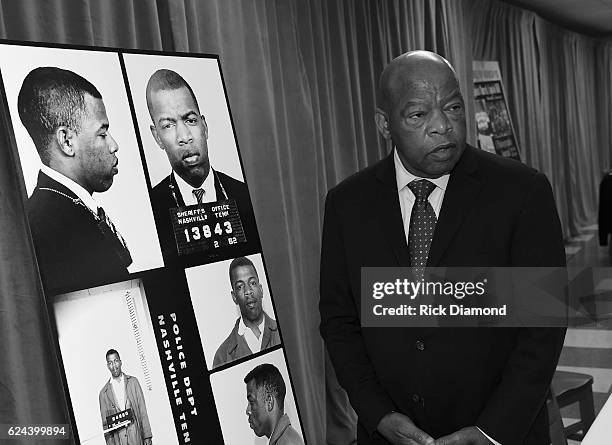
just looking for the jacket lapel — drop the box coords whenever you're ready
[212,169,229,201]
[261,314,272,347]
[124,375,132,409]
[37,171,79,199]
[170,173,187,207]
[427,146,484,266]
[104,381,118,410]
[374,154,410,266]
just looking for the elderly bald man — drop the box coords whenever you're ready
[319,51,566,445]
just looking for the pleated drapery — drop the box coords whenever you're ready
[0,1,611,444]
[470,0,608,238]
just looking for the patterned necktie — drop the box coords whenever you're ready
[193,188,205,204]
[407,179,437,280]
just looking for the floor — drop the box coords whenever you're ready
[561,225,612,443]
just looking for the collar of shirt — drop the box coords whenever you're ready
[237,315,265,336]
[393,148,449,237]
[268,414,292,445]
[237,315,265,353]
[173,167,217,206]
[40,164,98,213]
[110,373,124,387]
[393,148,449,194]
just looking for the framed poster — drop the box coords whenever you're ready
[0,40,306,445]
[473,61,521,161]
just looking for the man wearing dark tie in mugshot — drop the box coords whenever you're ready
[145,69,260,263]
[245,364,304,445]
[213,256,280,368]
[99,349,152,445]
[18,67,131,294]
[319,51,566,444]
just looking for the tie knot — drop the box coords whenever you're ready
[407,179,436,201]
[97,206,106,220]
[193,188,205,204]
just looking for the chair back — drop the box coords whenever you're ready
[547,386,568,445]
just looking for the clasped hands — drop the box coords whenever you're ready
[377,412,493,445]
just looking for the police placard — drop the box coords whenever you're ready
[106,408,134,429]
[170,199,246,255]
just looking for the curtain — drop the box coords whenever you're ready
[470,0,608,237]
[595,40,612,175]
[0,72,70,445]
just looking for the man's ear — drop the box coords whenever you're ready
[265,393,275,412]
[150,124,163,149]
[374,108,391,140]
[55,126,75,156]
[201,115,208,140]
[231,290,237,305]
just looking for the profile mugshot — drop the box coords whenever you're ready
[213,256,281,368]
[99,349,152,445]
[320,51,566,444]
[18,67,131,293]
[244,364,304,445]
[145,69,260,263]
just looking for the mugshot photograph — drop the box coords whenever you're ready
[185,254,280,370]
[0,45,163,295]
[51,279,178,445]
[99,349,153,445]
[122,54,261,268]
[209,349,304,445]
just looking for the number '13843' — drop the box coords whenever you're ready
[184,221,232,242]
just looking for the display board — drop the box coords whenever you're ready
[473,61,521,161]
[0,41,306,445]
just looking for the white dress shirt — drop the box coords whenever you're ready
[174,167,217,205]
[40,164,98,213]
[110,373,126,410]
[393,149,449,244]
[238,316,265,354]
[393,149,501,445]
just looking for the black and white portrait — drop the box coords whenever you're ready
[185,253,279,370]
[51,279,177,445]
[0,44,163,294]
[210,349,304,445]
[122,54,260,264]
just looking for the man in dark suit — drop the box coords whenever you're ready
[18,67,131,294]
[319,51,566,444]
[598,171,612,246]
[146,69,260,265]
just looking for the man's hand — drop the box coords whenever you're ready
[435,427,492,445]
[143,438,152,445]
[377,412,435,445]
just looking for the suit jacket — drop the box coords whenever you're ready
[213,311,281,368]
[27,171,130,295]
[598,173,612,245]
[99,374,152,445]
[269,414,305,445]
[319,146,566,444]
[150,170,260,267]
